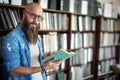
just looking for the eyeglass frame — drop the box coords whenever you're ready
[25,10,44,22]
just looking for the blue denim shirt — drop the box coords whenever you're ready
[1,24,47,80]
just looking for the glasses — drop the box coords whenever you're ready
[25,10,43,22]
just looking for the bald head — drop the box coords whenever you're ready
[25,3,42,11]
[21,3,43,25]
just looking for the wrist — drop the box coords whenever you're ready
[41,65,45,72]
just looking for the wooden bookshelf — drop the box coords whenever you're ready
[0,1,120,80]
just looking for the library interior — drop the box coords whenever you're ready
[0,0,120,80]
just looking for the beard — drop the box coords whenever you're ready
[22,16,40,44]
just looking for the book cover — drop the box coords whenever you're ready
[56,72,66,80]
[42,49,76,63]
[81,0,88,15]
[62,0,75,12]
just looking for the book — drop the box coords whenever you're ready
[38,0,48,9]
[2,8,13,29]
[56,72,66,80]
[42,49,76,63]
[88,0,97,15]
[0,8,8,29]
[62,0,75,12]
[81,0,88,15]
[11,0,22,5]
[48,0,59,10]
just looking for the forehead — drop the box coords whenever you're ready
[26,4,43,16]
[31,9,42,16]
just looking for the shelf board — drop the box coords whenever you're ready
[0,29,68,35]
[71,12,98,18]
[72,30,95,33]
[0,29,11,36]
[83,75,94,80]
[46,68,68,76]
[38,29,68,33]
[0,3,25,8]
[98,71,114,79]
[101,30,120,33]
[71,46,94,50]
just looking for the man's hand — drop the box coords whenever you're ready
[43,52,54,59]
[43,58,63,70]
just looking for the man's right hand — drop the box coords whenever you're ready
[43,58,63,70]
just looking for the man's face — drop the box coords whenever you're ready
[22,11,41,44]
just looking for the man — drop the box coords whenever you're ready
[1,3,63,80]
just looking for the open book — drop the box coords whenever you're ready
[42,49,76,63]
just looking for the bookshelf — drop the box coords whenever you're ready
[69,13,97,80]
[0,0,120,80]
[97,17,120,80]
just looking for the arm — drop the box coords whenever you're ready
[10,66,42,76]
[10,59,63,77]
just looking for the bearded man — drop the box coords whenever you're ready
[1,3,63,80]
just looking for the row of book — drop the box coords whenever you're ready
[70,48,93,65]
[97,1,117,18]
[40,33,67,53]
[1,0,118,18]
[70,63,92,78]
[0,0,34,5]
[47,63,92,79]
[47,72,67,80]
[71,15,96,31]
[101,18,119,31]
[98,45,117,75]
[40,12,68,30]
[70,48,93,77]
[41,13,97,31]
[0,0,98,15]
[100,32,120,46]
[0,8,20,29]
[98,59,116,75]
[39,0,98,15]
[99,47,116,61]
[70,66,83,80]
[0,7,68,30]
[71,32,94,49]
[0,5,118,32]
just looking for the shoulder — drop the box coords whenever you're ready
[2,31,18,47]
[5,29,18,41]
[5,25,23,41]
[3,26,22,46]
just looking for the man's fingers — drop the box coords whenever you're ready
[55,59,63,64]
[50,58,56,62]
